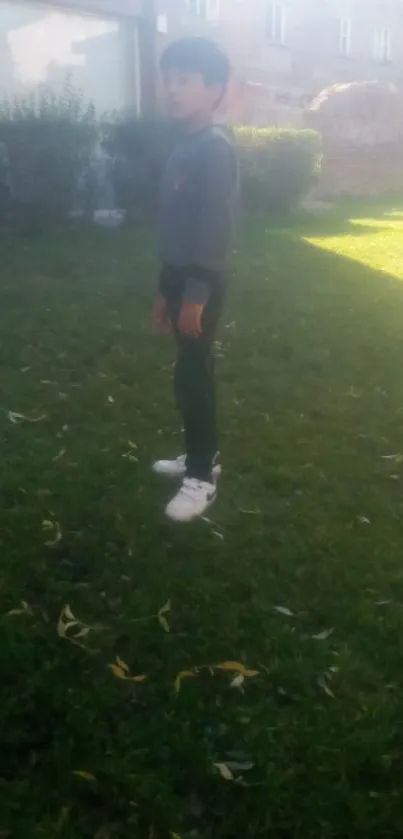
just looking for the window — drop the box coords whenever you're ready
[157,14,168,34]
[186,0,219,20]
[267,4,286,45]
[0,1,139,114]
[374,28,391,62]
[206,0,220,20]
[338,17,352,56]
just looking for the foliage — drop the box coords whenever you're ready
[235,126,322,213]
[101,117,177,219]
[0,89,322,230]
[0,81,97,231]
[104,121,322,218]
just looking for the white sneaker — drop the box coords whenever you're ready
[153,454,221,479]
[165,478,217,522]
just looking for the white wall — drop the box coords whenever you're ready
[36,0,142,18]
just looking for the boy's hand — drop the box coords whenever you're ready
[153,296,170,334]
[178,302,204,338]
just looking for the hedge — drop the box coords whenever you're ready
[0,91,322,231]
[0,85,97,232]
[104,122,322,218]
[235,126,322,213]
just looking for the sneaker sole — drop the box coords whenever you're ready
[153,464,222,479]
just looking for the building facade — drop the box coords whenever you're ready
[1,1,402,125]
[0,0,155,116]
[156,0,403,125]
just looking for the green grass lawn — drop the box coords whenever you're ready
[2,201,403,839]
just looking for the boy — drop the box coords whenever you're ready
[153,37,239,523]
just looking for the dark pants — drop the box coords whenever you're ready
[160,267,226,482]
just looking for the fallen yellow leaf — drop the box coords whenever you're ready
[109,661,147,683]
[215,661,259,678]
[109,663,127,680]
[72,771,96,782]
[116,656,130,673]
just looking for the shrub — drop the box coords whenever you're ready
[101,117,177,220]
[0,81,97,232]
[0,100,322,232]
[104,122,322,219]
[235,127,322,214]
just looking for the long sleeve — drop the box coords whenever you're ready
[184,137,238,305]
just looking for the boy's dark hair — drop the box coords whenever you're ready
[160,37,231,88]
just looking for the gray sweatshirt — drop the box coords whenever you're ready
[158,125,239,304]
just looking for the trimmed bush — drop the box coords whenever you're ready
[105,122,322,219]
[0,98,322,231]
[235,127,322,213]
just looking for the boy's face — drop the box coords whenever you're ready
[162,69,222,122]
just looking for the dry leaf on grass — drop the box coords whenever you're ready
[42,519,62,547]
[72,771,96,782]
[215,661,259,678]
[213,762,234,781]
[312,628,334,641]
[7,410,47,424]
[158,599,171,633]
[230,673,245,689]
[116,656,130,673]
[273,606,294,616]
[381,453,403,463]
[6,600,32,617]
[317,675,335,698]
[57,604,95,649]
[108,658,147,683]
[175,660,259,692]
[225,760,254,772]
[109,663,128,680]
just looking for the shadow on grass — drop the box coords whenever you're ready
[261,196,403,238]
[233,211,403,408]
